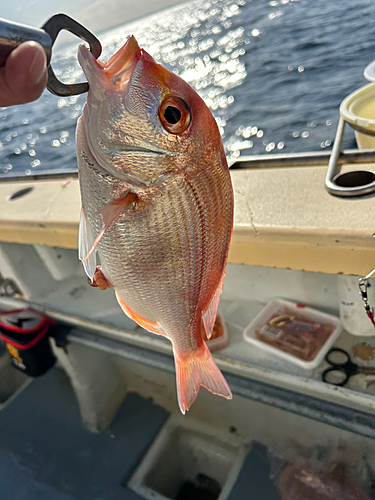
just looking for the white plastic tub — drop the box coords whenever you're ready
[243,299,342,370]
[364,60,375,82]
[204,315,229,352]
[340,83,375,149]
[128,416,248,500]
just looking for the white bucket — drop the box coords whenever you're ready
[340,83,375,149]
[364,60,375,82]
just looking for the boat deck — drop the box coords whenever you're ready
[1,155,375,498]
[0,365,282,500]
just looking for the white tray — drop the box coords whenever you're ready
[243,299,342,369]
[205,314,229,352]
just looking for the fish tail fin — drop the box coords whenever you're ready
[174,343,232,414]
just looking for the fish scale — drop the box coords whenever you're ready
[82,157,230,350]
[107,175,224,348]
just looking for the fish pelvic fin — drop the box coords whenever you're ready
[175,343,232,414]
[79,207,96,281]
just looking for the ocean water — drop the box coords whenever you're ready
[0,0,374,176]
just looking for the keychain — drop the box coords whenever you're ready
[359,269,375,328]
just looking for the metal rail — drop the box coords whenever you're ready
[2,295,375,438]
[0,168,78,182]
[66,327,375,440]
[230,148,375,169]
[1,148,375,183]
[325,118,375,197]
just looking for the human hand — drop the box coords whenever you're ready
[0,41,47,107]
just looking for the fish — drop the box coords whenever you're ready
[76,35,234,413]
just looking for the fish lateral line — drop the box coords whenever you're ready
[82,191,138,263]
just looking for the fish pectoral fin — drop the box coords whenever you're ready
[202,272,225,340]
[175,343,232,414]
[82,191,137,264]
[115,292,167,337]
[79,207,97,281]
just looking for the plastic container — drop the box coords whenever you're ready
[364,60,375,82]
[202,315,229,352]
[340,83,375,149]
[243,300,341,369]
[0,308,56,377]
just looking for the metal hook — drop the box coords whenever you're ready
[325,116,375,197]
[358,268,375,328]
[0,14,101,97]
[41,14,102,96]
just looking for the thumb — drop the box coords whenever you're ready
[0,41,48,107]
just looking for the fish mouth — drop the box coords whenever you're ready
[103,35,141,87]
[78,35,142,91]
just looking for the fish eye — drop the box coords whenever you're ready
[159,96,191,134]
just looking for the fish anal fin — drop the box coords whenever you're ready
[202,273,225,340]
[175,343,232,414]
[115,292,167,337]
[79,207,96,281]
[82,191,137,264]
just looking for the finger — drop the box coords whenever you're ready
[0,41,48,107]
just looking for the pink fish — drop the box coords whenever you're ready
[76,36,234,413]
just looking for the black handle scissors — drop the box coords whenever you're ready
[322,347,375,387]
[0,14,102,96]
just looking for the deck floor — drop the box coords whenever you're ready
[0,366,281,500]
[0,368,169,500]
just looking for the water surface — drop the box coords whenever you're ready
[1,0,374,175]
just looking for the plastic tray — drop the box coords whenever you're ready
[243,299,342,369]
[205,315,229,352]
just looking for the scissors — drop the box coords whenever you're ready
[322,347,375,387]
[0,14,102,96]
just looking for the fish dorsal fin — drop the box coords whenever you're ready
[115,292,167,337]
[82,192,137,263]
[202,272,225,340]
[79,207,97,281]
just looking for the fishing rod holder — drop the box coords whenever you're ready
[325,83,375,197]
[325,117,375,197]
